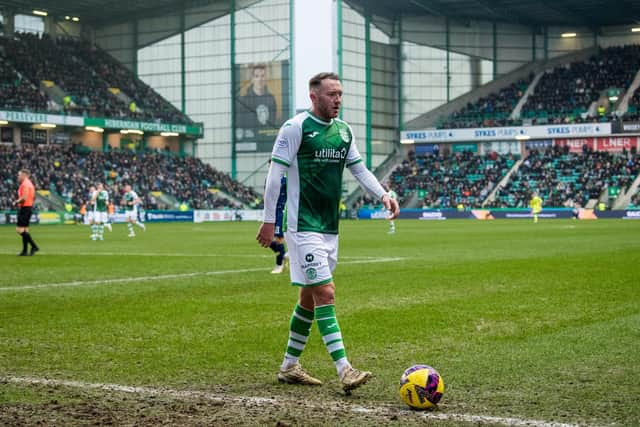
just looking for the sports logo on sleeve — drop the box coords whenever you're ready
[339,128,351,143]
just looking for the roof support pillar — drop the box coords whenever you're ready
[446,17,450,102]
[492,22,497,79]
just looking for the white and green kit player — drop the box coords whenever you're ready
[386,185,398,234]
[91,183,109,241]
[122,184,146,237]
[256,72,399,393]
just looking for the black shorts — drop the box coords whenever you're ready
[17,207,33,227]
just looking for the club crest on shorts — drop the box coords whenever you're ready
[305,268,317,280]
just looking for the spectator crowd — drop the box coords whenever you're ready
[439,77,533,129]
[0,33,191,124]
[522,45,640,125]
[0,144,261,211]
[365,145,640,210]
[387,149,517,209]
[436,44,640,129]
[487,145,640,208]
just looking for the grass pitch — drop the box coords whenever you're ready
[1,219,639,426]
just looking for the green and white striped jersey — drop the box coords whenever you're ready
[271,110,362,234]
[95,190,109,212]
[123,191,139,211]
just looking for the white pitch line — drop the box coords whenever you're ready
[0,251,273,258]
[0,257,406,292]
[0,267,267,291]
[2,375,585,427]
[0,251,398,259]
[422,412,584,427]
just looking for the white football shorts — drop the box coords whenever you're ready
[125,209,138,221]
[93,211,109,224]
[285,231,338,287]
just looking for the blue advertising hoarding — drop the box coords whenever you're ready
[144,210,194,222]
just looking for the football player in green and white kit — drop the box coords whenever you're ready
[91,182,109,241]
[87,185,97,237]
[385,183,398,234]
[256,72,399,393]
[122,184,146,237]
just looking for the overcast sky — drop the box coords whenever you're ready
[294,0,333,110]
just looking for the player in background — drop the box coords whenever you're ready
[86,185,96,237]
[385,184,398,234]
[122,184,146,237]
[256,72,400,392]
[572,201,580,220]
[137,200,146,228]
[529,191,543,223]
[91,182,109,240]
[269,174,288,274]
[13,169,39,256]
[105,201,114,232]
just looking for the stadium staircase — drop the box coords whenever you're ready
[616,68,640,114]
[208,188,247,208]
[153,192,180,210]
[110,88,133,106]
[585,198,599,209]
[510,72,544,120]
[587,91,611,117]
[403,190,422,208]
[35,190,67,211]
[39,80,66,107]
[482,158,523,207]
[612,173,640,209]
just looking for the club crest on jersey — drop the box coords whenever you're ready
[339,128,351,143]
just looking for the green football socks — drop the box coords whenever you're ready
[281,304,314,370]
[316,304,350,375]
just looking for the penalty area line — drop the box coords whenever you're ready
[2,375,584,427]
[0,257,407,292]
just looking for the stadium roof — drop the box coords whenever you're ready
[0,0,637,28]
[0,0,223,26]
[347,0,640,28]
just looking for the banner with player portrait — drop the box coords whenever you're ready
[234,60,290,153]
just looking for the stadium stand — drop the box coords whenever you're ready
[0,49,49,112]
[439,76,533,129]
[629,189,640,208]
[433,45,640,129]
[0,144,261,211]
[488,146,640,208]
[80,39,192,124]
[387,149,518,208]
[520,45,640,125]
[624,88,640,120]
[0,33,191,124]
[378,145,640,210]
